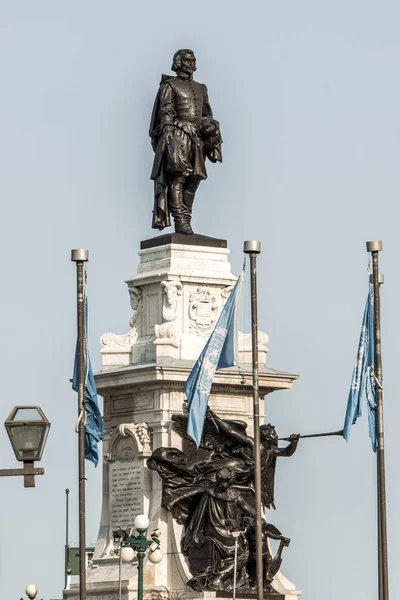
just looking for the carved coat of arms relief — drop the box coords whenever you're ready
[188,286,219,335]
[188,284,236,336]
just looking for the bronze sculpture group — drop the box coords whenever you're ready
[148,408,299,592]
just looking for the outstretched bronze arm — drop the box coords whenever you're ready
[274,434,300,457]
[206,408,254,449]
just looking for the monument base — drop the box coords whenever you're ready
[65,584,297,600]
[216,593,284,599]
[63,237,301,600]
[203,590,298,600]
[140,233,228,250]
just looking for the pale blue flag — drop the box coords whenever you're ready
[343,284,377,451]
[72,286,104,466]
[186,273,243,446]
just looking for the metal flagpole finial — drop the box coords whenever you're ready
[243,240,261,254]
[71,249,89,262]
[366,240,383,252]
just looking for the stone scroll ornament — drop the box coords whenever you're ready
[147,408,300,593]
[100,287,142,351]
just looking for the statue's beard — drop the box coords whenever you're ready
[181,66,196,75]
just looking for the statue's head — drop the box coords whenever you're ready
[216,467,236,490]
[260,423,278,444]
[172,49,197,76]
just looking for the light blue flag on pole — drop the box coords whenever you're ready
[186,273,243,447]
[343,284,377,451]
[72,286,104,466]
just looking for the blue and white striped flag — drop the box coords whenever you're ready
[72,278,104,466]
[186,273,243,447]
[343,284,377,451]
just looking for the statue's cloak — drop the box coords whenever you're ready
[149,75,173,230]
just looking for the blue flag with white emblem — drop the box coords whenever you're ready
[72,283,104,466]
[343,284,377,451]
[186,273,243,447]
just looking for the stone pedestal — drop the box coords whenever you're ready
[64,235,301,600]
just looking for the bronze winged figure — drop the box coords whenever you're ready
[147,407,299,591]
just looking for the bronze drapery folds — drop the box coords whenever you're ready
[147,409,299,593]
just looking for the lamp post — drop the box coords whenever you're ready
[20,584,42,600]
[20,583,62,600]
[112,530,135,600]
[113,515,163,600]
[0,406,50,487]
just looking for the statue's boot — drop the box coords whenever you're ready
[175,220,193,235]
[182,178,200,235]
[170,176,193,235]
[181,213,194,235]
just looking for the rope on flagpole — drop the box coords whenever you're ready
[75,410,85,433]
[235,262,247,384]
[370,366,383,390]
[83,267,89,398]
[75,268,89,433]
[82,268,88,426]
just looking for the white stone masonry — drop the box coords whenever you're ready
[64,237,301,600]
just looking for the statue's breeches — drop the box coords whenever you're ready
[162,127,207,180]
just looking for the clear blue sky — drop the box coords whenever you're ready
[0,1,399,598]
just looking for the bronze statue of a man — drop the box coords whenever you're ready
[150,49,222,235]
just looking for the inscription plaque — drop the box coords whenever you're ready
[110,461,143,530]
[109,434,144,530]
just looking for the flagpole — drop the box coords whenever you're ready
[71,249,89,600]
[366,240,388,600]
[244,240,263,600]
[65,488,70,590]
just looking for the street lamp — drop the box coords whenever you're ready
[113,529,136,600]
[21,584,40,599]
[113,515,162,600]
[20,582,63,600]
[0,406,50,487]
